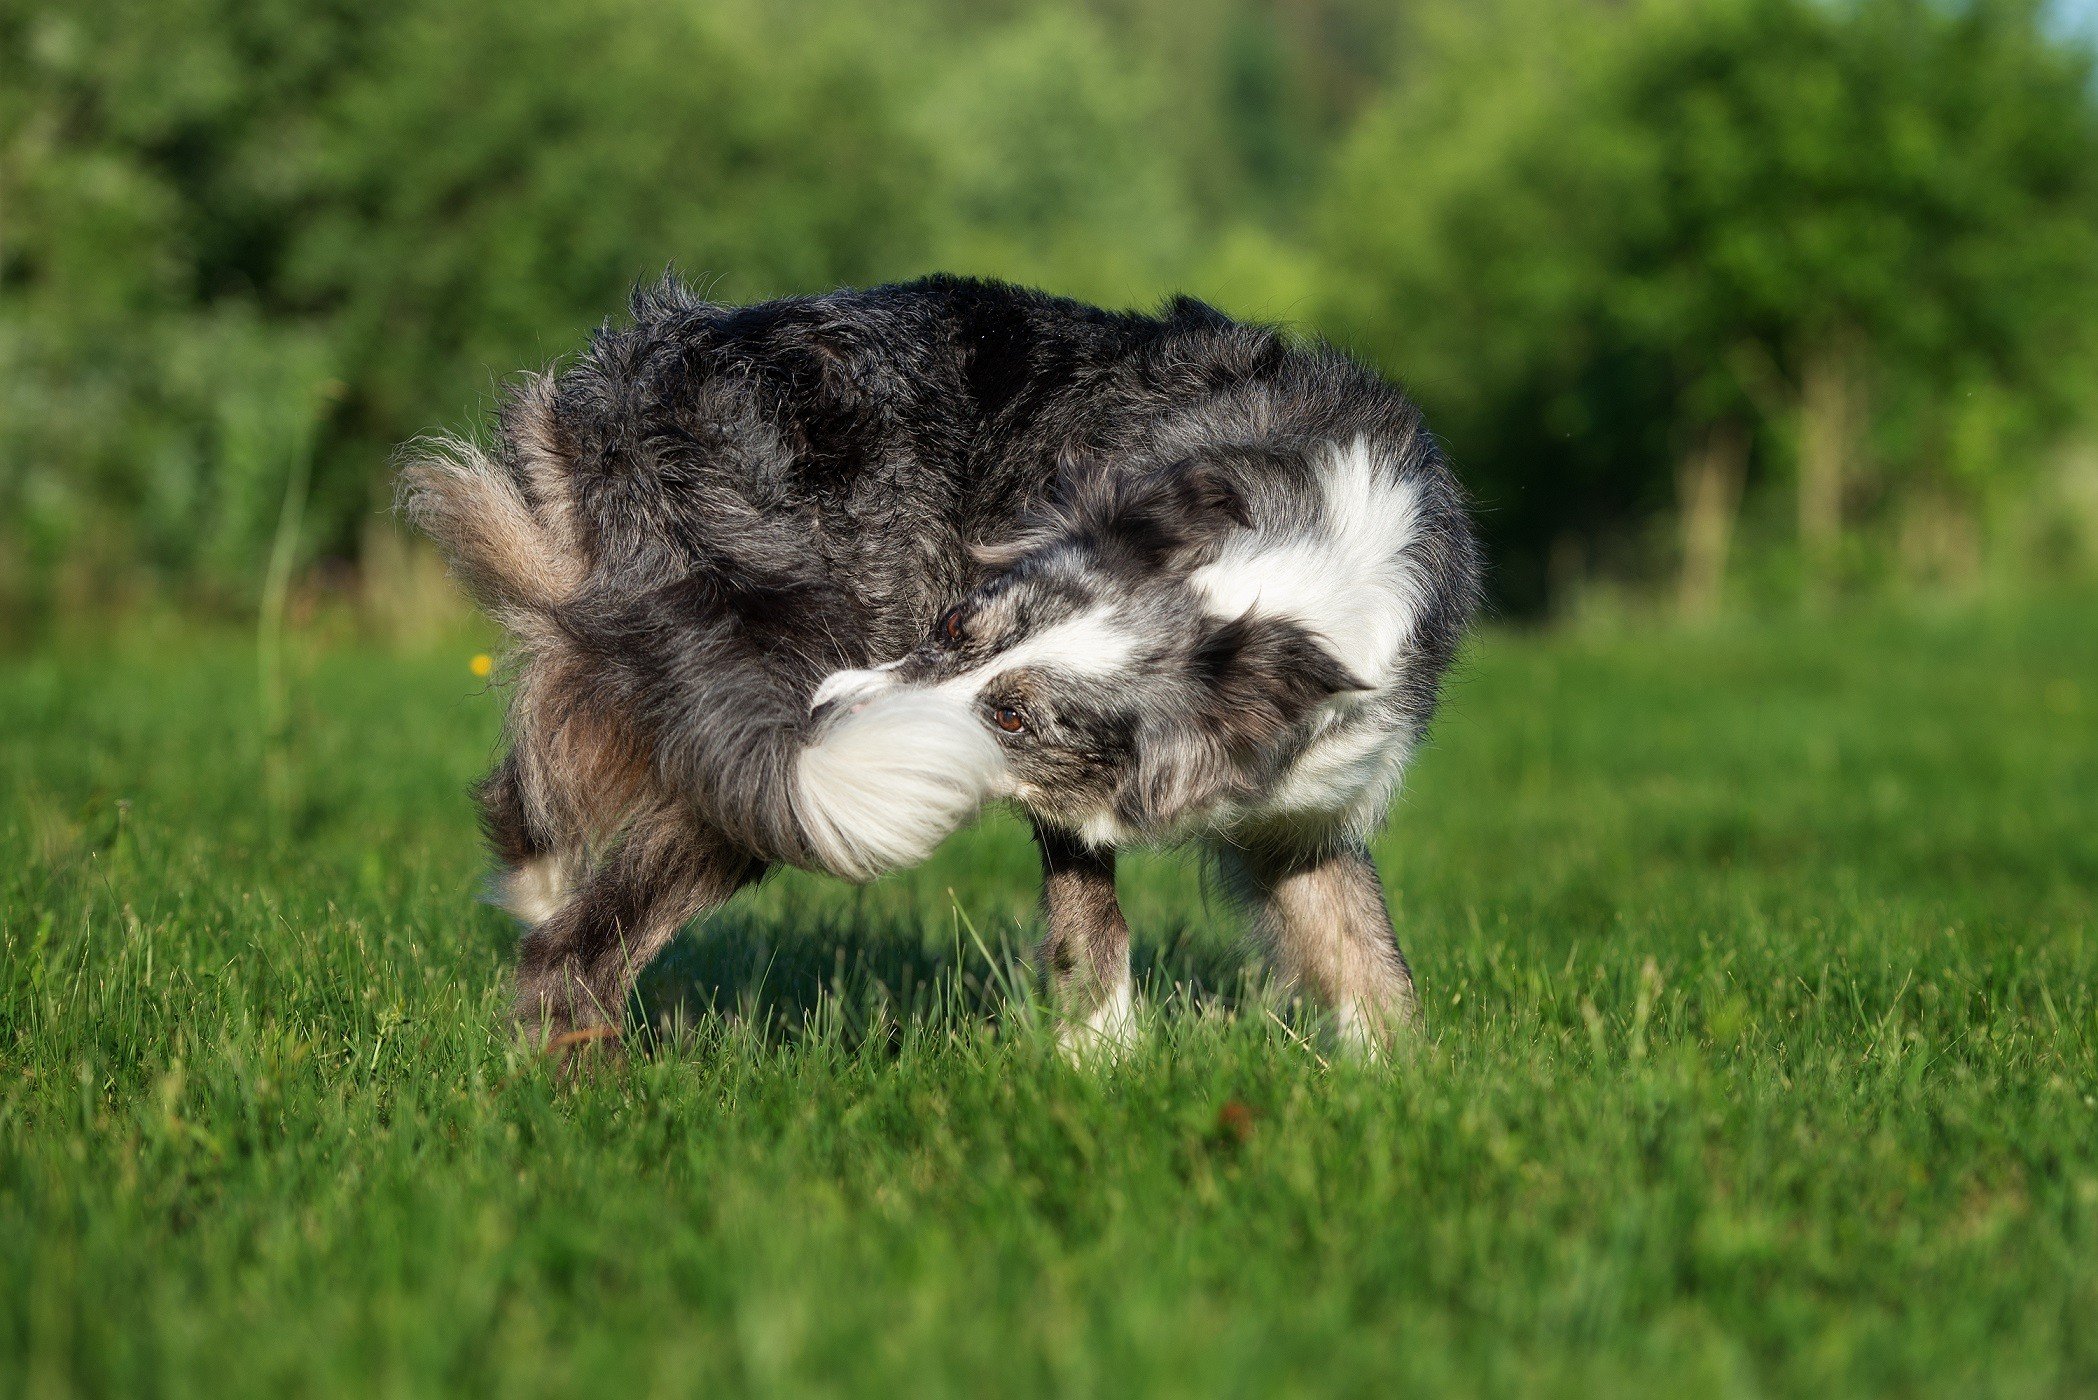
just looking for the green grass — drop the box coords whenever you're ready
[3,597,2095,1397]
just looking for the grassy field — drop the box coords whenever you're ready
[3,597,2095,1397]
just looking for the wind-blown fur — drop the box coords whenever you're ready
[399,275,1480,1052]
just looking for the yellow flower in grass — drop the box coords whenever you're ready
[470,653,494,679]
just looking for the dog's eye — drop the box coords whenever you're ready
[991,703,1026,734]
[939,607,966,647]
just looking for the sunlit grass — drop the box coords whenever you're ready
[3,598,2095,1396]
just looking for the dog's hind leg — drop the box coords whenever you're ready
[475,751,577,924]
[1034,823,1135,1055]
[512,812,764,1054]
[1216,838,1419,1056]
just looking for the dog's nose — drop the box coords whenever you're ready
[809,666,894,721]
[810,691,879,727]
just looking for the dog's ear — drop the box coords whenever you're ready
[1190,612,1366,753]
[1113,612,1367,833]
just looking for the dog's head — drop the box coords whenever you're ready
[800,457,1366,865]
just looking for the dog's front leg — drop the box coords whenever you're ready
[1217,838,1419,1056]
[1032,822,1135,1056]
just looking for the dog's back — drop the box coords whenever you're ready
[528,277,1279,647]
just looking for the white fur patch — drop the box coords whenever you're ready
[1075,806,1141,849]
[795,688,1009,881]
[497,854,571,924]
[1059,979,1137,1060]
[807,607,1137,721]
[1333,997,1415,1060]
[1189,437,1427,687]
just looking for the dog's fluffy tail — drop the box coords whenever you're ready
[644,674,1009,882]
[790,689,1008,880]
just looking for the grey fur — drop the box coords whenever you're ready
[397,274,1479,1051]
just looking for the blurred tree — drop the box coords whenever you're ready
[0,0,931,613]
[904,6,1198,306]
[287,0,934,550]
[1318,0,2098,612]
[0,0,373,609]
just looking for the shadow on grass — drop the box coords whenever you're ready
[631,908,1262,1051]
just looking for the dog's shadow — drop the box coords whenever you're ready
[632,908,1261,1051]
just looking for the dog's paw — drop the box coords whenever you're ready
[512,974,626,1076]
[542,1022,625,1079]
[1330,999,1422,1062]
[513,1011,625,1079]
[1055,983,1139,1065]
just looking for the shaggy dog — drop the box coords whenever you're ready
[399,275,1480,1055]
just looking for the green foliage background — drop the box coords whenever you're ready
[3,0,2096,619]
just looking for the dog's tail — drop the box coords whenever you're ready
[776,686,1009,880]
[396,375,640,871]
